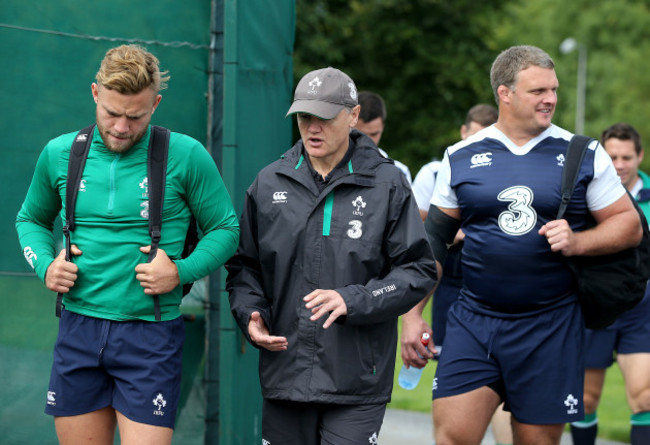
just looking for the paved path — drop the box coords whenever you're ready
[380,409,628,445]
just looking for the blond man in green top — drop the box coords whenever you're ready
[16,45,239,445]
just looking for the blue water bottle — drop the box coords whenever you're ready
[397,333,430,390]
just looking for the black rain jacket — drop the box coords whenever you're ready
[226,130,437,404]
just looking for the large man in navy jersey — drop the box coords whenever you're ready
[402,45,643,445]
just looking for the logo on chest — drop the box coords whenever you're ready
[138,176,150,219]
[351,195,366,216]
[496,185,537,236]
[346,196,368,239]
[140,201,149,219]
[470,152,493,168]
[139,177,149,198]
[347,220,363,239]
[272,191,288,204]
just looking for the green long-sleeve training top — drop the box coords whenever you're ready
[16,125,239,321]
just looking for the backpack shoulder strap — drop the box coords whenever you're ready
[57,124,95,317]
[64,125,95,240]
[557,135,593,220]
[147,125,171,321]
[147,125,170,257]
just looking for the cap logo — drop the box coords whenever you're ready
[348,82,357,100]
[308,76,322,95]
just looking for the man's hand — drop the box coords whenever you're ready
[248,311,288,351]
[543,194,641,256]
[45,245,82,293]
[400,309,434,369]
[538,219,578,256]
[452,228,466,245]
[304,289,348,329]
[136,246,181,294]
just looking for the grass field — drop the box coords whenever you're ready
[388,300,633,443]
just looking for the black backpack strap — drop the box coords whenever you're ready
[557,135,593,220]
[147,125,171,321]
[57,125,95,317]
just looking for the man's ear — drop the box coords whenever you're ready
[152,94,162,114]
[460,124,469,140]
[348,104,361,128]
[91,83,99,104]
[497,85,511,105]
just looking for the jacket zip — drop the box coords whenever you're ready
[108,154,120,213]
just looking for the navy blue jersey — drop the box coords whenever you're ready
[433,125,624,315]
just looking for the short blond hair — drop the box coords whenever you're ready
[95,44,170,94]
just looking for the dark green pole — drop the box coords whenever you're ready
[205,0,224,443]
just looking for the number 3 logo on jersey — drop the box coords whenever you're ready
[497,186,537,236]
[347,220,363,239]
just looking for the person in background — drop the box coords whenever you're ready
[15,44,239,445]
[570,122,650,445]
[354,90,412,183]
[407,103,511,445]
[226,67,436,444]
[411,104,498,220]
[402,45,641,445]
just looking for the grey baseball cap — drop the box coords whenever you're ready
[286,67,358,119]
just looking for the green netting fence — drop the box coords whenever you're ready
[0,1,294,443]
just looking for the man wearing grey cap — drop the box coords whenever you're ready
[226,67,437,444]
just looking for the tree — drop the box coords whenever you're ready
[493,0,650,171]
[293,0,508,172]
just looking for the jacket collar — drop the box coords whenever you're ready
[279,129,391,178]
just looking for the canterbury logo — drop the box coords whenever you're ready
[23,246,37,268]
[272,191,288,204]
[470,152,492,168]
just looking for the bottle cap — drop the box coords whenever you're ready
[420,332,430,346]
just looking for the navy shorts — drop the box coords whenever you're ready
[46,310,185,428]
[432,299,585,424]
[262,399,386,445]
[584,288,650,368]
